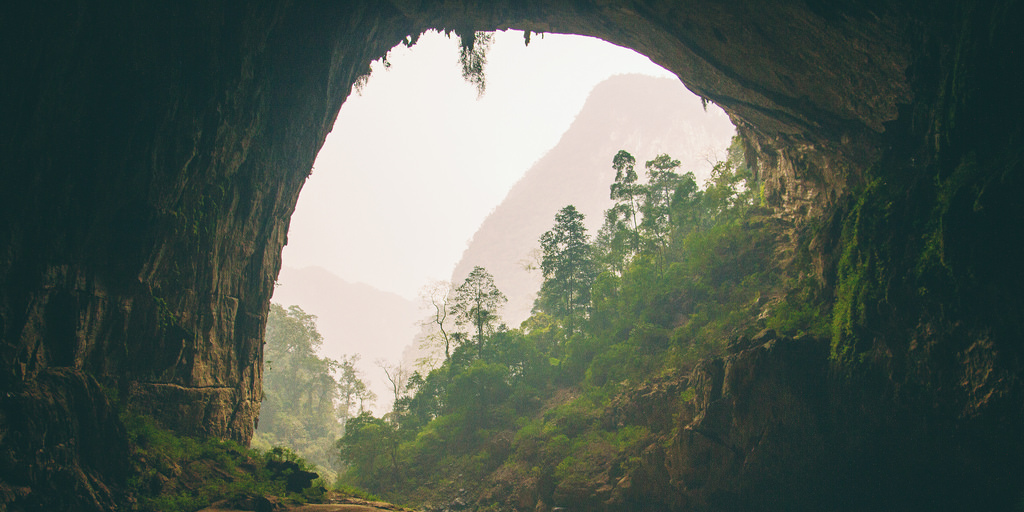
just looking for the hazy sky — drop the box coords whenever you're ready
[282,30,680,299]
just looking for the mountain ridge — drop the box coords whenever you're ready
[451,74,736,325]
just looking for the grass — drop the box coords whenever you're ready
[122,413,327,512]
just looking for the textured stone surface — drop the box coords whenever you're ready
[1,0,1022,510]
[0,368,129,510]
[666,335,833,510]
[1,3,417,507]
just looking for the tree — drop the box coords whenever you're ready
[450,266,507,357]
[448,360,512,430]
[666,170,701,239]
[609,150,642,253]
[537,205,597,336]
[331,139,779,505]
[595,204,634,275]
[337,354,375,426]
[336,411,398,488]
[377,359,411,423]
[699,156,752,226]
[640,154,683,262]
[419,280,457,363]
[256,303,371,478]
[394,370,445,430]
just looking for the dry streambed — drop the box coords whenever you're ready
[199,494,417,512]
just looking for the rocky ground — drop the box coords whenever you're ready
[199,493,417,512]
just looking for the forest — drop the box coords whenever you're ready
[252,135,832,509]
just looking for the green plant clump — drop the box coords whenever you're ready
[123,413,327,512]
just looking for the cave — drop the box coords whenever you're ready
[1,1,1022,510]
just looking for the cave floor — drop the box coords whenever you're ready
[198,494,415,512]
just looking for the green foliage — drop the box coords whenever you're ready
[256,303,373,481]
[449,360,513,429]
[123,413,323,512]
[640,153,684,261]
[828,144,996,368]
[335,484,384,503]
[336,412,399,489]
[450,266,507,357]
[765,276,831,338]
[553,426,649,484]
[537,205,597,336]
[680,387,696,403]
[458,31,493,97]
[334,136,833,509]
[151,294,176,332]
[602,149,643,261]
[830,178,891,363]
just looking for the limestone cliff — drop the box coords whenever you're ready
[0,0,1021,510]
[1,2,419,508]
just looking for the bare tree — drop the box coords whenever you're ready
[376,359,410,420]
[418,280,456,363]
[519,247,543,273]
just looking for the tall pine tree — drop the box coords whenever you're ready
[537,205,596,337]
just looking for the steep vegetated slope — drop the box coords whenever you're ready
[337,139,839,511]
[451,74,735,326]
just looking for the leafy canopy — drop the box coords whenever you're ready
[537,205,597,337]
[450,266,507,356]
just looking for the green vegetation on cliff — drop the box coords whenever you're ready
[333,137,832,509]
[123,413,327,511]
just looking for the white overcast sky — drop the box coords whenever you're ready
[282,30,683,299]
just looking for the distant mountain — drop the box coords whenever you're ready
[270,265,420,413]
[451,74,736,325]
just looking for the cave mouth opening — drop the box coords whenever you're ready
[265,28,736,422]
[282,28,712,301]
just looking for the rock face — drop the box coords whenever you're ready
[1,0,1022,510]
[1,3,417,508]
[663,333,833,511]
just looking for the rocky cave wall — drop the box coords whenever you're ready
[0,2,421,507]
[1,0,1022,510]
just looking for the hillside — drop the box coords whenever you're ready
[451,74,735,325]
[270,265,420,412]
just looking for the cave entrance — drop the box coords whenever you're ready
[259,5,914,413]
[264,29,735,420]
[282,30,686,300]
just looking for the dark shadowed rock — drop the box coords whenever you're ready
[265,459,320,494]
